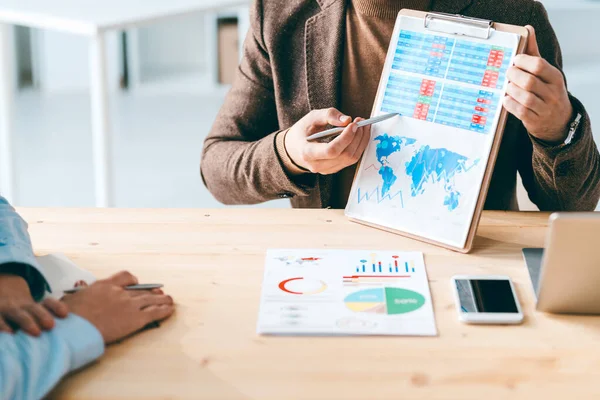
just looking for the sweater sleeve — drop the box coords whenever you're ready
[517,2,600,211]
[0,196,51,300]
[0,314,105,400]
[200,0,317,205]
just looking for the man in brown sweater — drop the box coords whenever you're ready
[201,0,600,211]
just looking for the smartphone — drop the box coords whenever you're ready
[451,275,524,325]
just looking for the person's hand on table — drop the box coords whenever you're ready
[284,108,371,175]
[62,271,175,344]
[504,25,573,144]
[0,273,69,336]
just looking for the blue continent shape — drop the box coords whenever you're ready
[374,133,417,196]
[444,191,460,211]
[379,166,397,196]
[405,145,478,211]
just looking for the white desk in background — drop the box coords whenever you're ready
[0,0,248,207]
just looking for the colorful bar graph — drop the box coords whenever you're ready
[353,255,417,278]
[357,260,367,273]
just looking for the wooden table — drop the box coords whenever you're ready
[19,208,600,399]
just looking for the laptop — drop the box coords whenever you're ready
[522,212,600,315]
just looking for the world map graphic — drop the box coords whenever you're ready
[373,133,480,211]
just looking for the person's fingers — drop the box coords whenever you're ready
[323,123,359,159]
[344,118,367,158]
[104,271,139,288]
[24,304,55,331]
[304,122,356,161]
[506,66,552,100]
[344,129,366,159]
[136,294,174,309]
[503,95,537,124]
[143,305,175,323]
[524,25,541,58]
[512,55,561,86]
[42,298,69,318]
[128,288,164,297]
[352,125,372,160]
[5,308,41,336]
[305,108,352,131]
[0,316,14,334]
[505,83,543,115]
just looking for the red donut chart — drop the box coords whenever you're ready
[278,277,328,295]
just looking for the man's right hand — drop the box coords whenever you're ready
[62,271,175,344]
[284,108,371,175]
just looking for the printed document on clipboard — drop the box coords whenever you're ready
[346,10,528,253]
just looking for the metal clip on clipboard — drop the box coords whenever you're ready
[424,12,494,40]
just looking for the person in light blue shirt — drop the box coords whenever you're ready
[0,314,104,400]
[0,197,176,399]
[0,196,61,337]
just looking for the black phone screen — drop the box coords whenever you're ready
[455,279,519,313]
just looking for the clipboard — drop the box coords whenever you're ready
[345,9,529,254]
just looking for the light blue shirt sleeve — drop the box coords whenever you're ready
[0,196,51,300]
[0,314,105,400]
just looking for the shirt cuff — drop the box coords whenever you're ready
[275,130,310,176]
[54,314,105,371]
[0,246,51,301]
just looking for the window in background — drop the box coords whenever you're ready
[217,17,239,85]
[15,26,34,89]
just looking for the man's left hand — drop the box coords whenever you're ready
[0,274,69,336]
[504,25,573,144]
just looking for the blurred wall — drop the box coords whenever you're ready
[136,14,206,80]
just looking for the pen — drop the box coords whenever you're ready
[63,283,164,294]
[306,112,400,142]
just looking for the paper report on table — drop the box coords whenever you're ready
[257,249,436,336]
[346,15,520,249]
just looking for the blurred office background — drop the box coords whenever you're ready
[6,0,600,209]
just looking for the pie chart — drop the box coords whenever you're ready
[344,288,425,315]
